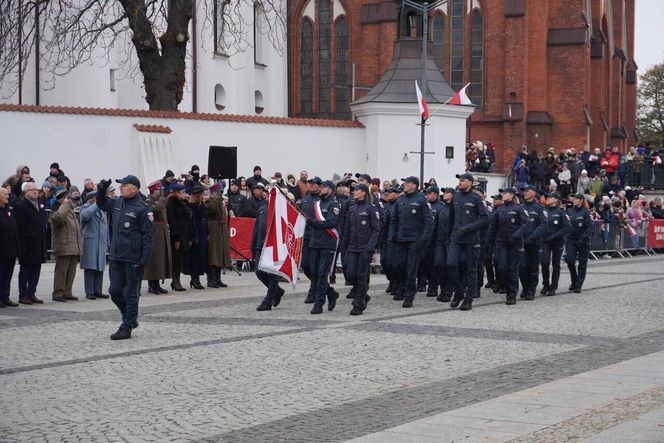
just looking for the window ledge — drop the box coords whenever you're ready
[214,51,229,60]
[254,62,267,69]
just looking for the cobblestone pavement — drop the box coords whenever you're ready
[1,256,663,442]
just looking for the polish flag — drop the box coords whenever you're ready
[258,187,307,288]
[415,80,430,120]
[450,83,473,105]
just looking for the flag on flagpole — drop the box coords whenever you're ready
[415,80,430,119]
[450,83,472,105]
[258,187,307,288]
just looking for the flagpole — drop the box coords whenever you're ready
[273,185,311,220]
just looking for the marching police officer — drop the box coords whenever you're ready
[340,183,381,315]
[448,173,488,311]
[424,186,444,298]
[540,192,570,296]
[388,176,432,308]
[253,186,285,311]
[300,176,321,303]
[307,180,341,314]
[378,187,398,294]
[519,185,547,300]
[565,193,593,293]
[434,187,454,302]
[472,185,491,298]
[96,175,154,340]
[487,186,529,305]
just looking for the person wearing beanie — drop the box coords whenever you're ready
[46,162,66,182]
[247,165,269,190]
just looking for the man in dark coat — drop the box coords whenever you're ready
[0,187,20,307]
[246,166,270,190]
[13,182,47,304]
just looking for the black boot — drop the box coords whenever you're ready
[170,274,186,292]
[385,282,393,293]
[216,267,228,287]
[147,280,160,294]
[207,269,219,288]
[540,285,549,295]
[506,294,516,305]
[346,287,356,299]
[426,286,438,297]
[190,276,204,290]
[459,298,472,311]
[304,291,315,304]
[450,292,464,308]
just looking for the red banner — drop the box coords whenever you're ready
[229,217,255,260]
[647,219,664,248]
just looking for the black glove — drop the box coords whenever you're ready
[361,250,373,260]
[133,263,145,274]
[97,179,111,194]
[576,239,587,248]
[456,226,468,236]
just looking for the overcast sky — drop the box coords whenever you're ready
[635,0,664,72]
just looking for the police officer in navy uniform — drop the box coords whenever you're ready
[96,175,154,340]
[434,187,454,302]
[424,186,444,298]
[487,186,529,306]
[340,183,381,315]
[253,185,285,311]
[307,180,341,314]
[519,185,548,300]
[388,176,432,308]
[378,186,398,294]
[447,173,488,311]
[472,185,490,299]
[300,176,321,303]
[540,192,571,296]
[565,193,593,293]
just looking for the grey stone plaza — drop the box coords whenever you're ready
[1,256,664,442]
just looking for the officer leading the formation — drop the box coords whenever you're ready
[519,185,547,300]
[565,193,593,293]
[388,176,432,308]
[339,183,380,315]
[487,186,528,306]
[96,175,154,340]
[433,187,454,302]
[447,173,488,311]
[301,176,321,304]
[540,192,570,296]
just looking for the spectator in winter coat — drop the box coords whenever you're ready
[600,150,618,176]
[513,160,530,189]
[577,170,591,195]
[588,175,604,197]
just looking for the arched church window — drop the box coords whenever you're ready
[335,17,350,117]
[318,0,332,114]
[450,0,464,91]
[431,14,445,73]
[300,19,313,115]
[470,10,483,106]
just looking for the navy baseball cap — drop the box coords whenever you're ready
[401,176,420,186]
[116,175,141,188]
[443,187,456,193]
[545,192,560,199]
[455,173,474,181]
[499,186,518,194]
[168,182,185,192]
[321,180,335,189]
[426,185,440,194]
[355,173,372,183]
[521,184,537,192]
[354,183,369,193]
[569,192,584,199]
[306,176,322,185]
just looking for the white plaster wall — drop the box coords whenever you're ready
[352,102,474,187]
[0,111,364,190]
[1,1,288,117]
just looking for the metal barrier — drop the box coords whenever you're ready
[624,163,664,190]
[588,219,656,260]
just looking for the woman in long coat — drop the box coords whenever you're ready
[143,182,172,294]
[186,186,208,289]
[166,183,195,291]
[79,193,109,299]
[206,184,231,288]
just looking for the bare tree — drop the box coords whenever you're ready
[0,0,286,110]
[637,62,664,146]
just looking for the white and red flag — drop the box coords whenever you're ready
[415,80,430,120]
[258,187,307,287]
[450,83,473,105]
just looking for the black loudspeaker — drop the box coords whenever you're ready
[208,146,237,179]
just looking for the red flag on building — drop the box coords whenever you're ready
[415,80,430,120]
[450,83,473,105]
[258,187,307,287]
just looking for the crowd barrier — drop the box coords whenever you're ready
[624,163,664,190]
[588,218,663,260]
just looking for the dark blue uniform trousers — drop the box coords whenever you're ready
[301,237,312,280]
[446,241,480,301]
[519,243,541,295]
[394,242,420,302]
[386,242,403,292]
[109,261,142,331]
[0,259,16,303]
[345,251,371,310]
[565,240,589,289]
[309,247,335,306]
[254,248,280,305]
[541,242,563,290]
[495,244,521,297]
[434,244,450,295]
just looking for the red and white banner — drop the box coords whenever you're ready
[415,80,430,120]
[229,217,255,260]
[647,219,664,248]
[450,83,472,105]
[258,188,307,287]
